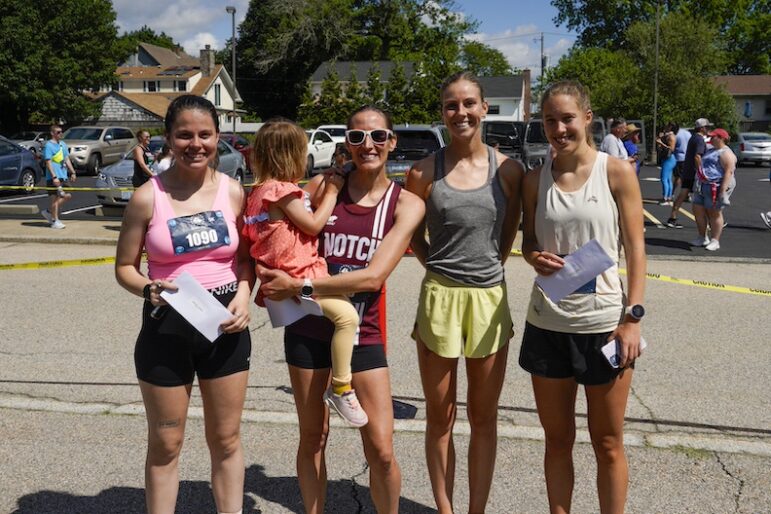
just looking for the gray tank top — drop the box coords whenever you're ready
[425,146,507,287]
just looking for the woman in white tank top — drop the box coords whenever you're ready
[519,81,647,513]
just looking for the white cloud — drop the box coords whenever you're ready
[467,26,575,78]
[182,33,220,56]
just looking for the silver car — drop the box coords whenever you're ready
[734,132,771,166]
[9,131,47,157]
[95,138,246,207]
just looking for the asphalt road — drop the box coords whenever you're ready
[1,164,769,260]
[1,242,770,513]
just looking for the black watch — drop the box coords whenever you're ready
[625,304,645,321]
[301,278,314,297]
[143,283,152,301]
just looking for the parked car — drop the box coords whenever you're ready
[482,120,525,160]
[63,126,135,175]
[386,124,449,183]
[733,132,771,166]
[0,135,42,191]
[316,125,347,146]
[522,119,550,171]
[95,139,246,207]
[220,132,253,171]
[9,131,47,157]
[305,128,337,175]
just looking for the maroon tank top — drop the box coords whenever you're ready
[287,179,402,346]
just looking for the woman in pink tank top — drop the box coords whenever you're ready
[115,95,254,514]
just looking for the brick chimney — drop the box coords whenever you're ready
[522,69,532,122]
[200,45,216,77]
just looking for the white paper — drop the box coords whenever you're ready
[534,239,615,303]
[264,296,323,328]
[602,337,648,368]
[160,271,233,342]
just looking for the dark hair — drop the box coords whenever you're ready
[164,94,219,134]
[670,122,680,133]
[347,105,393,130]
[440,71,485,101]
[540,80,595,149]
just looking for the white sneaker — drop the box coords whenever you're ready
[760,212,771,230]
[690,236,708,247]
[324,387,368,427]
[41,209,53,224]
[705,239,720,251]
[51,220,66,229]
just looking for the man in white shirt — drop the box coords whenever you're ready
[600,119,629,158]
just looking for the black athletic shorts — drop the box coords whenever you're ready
[673,161,684,180]
[284,331,387,373]
[134,285,251,387]
[518,322,631,386]
[680,176,695,190]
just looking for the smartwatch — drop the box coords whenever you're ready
[301,278,314,298]
[625,304,645,321]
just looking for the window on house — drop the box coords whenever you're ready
[178,81,187,92]
[214,84,221,106]
[145,81,158,92]
[765,100,771,115]
[488,105,500,115]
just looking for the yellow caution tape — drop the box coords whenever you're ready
[1,252,769,298]
[0,256,116,271]
[0,185,133,192]
[619,269,771,298]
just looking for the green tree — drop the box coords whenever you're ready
[0,0,120,131]
[115,25,182,63]
[343,70,367,115]
[460,41,515,76]
[317,67,347,124]
[384,62,409,123]
[365,65,386,107]
[551,0,770,74]
[545,11,737,141]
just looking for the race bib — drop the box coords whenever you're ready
[168,210,231,255]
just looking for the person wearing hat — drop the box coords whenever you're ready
[667,118,711,228]
[691,127,736,251]
[623,123,642,175]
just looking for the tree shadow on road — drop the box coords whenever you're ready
[244,464,436,513]
[10,481,256,514]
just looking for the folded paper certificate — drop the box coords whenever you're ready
[160,271,233,342]
[264,296,324,328]
[534,239,615,303]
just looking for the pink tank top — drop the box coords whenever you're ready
[145,174,238,289]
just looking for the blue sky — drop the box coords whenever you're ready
[113,0,577,77]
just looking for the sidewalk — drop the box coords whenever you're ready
[0,218,122,246]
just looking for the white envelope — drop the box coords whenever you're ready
[534,239,615,303]
[160,271,233,343]
[264,296,324,328]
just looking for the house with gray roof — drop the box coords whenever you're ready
[310,61,532,121]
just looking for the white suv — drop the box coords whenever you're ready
[316,125,347,146]
[305,129,337,175]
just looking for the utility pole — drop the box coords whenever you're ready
[226,6,237,134]
[651,1,660,163]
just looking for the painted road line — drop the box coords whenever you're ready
[0,194,47,203]
[641,177,661,182]
[61,204,103,215]
[678,207,696,221]
[642,209,664,227]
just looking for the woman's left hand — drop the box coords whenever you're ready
[221,296,251,333]
[260,268,300,301]
[608,321,643,368]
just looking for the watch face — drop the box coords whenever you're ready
[301,286,313,296]
[631,304,645,319]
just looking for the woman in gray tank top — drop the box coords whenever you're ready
[406,71,524,514]
[519,81,647,513]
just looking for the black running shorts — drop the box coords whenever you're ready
[134,286,251,387]
[284,331,387,373]
[518,322,631,386]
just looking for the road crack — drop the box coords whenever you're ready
[630,384,660,431]
[714,453,744,513]
[349,460,369,512]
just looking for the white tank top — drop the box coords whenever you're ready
[526,151,625,333]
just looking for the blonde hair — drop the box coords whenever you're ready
[251,118,307,185]
[540,80,595,149]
